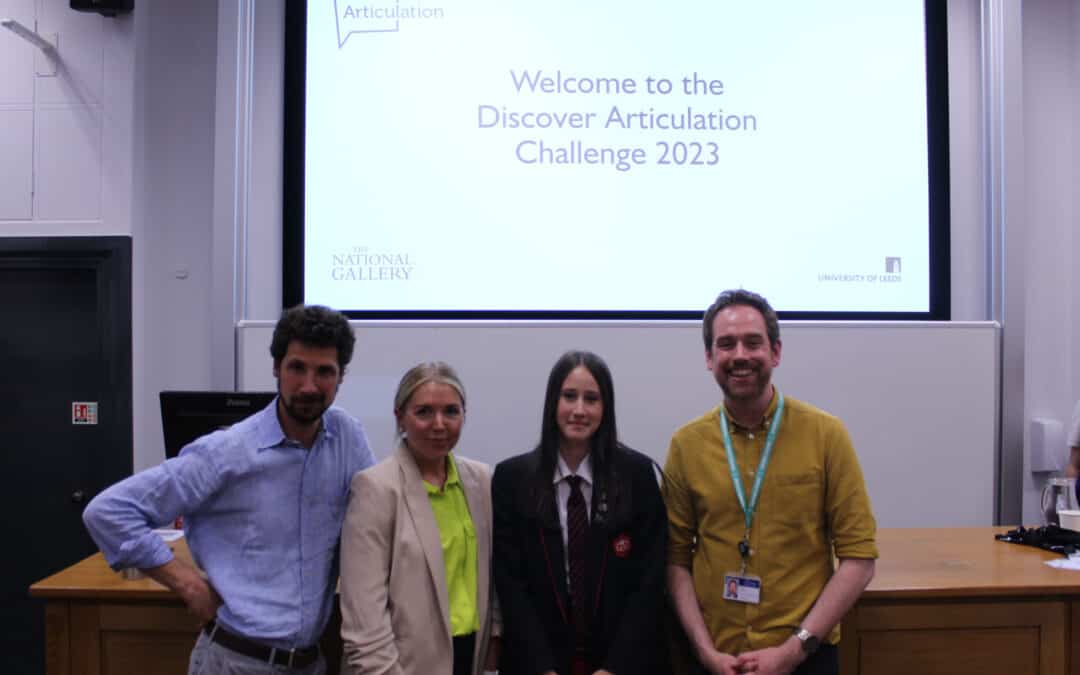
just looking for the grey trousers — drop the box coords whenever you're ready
[188,631,327,675]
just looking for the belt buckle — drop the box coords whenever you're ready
[268,647,297,668]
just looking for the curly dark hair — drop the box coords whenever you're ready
[269,305,355,372]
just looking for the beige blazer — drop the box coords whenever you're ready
[340,445,495,675]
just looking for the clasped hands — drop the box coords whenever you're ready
[699,637,805,675]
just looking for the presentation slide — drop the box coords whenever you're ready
[302,1,934,314]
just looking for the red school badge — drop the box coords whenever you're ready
[613,533,632,558]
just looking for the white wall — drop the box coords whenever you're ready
[2,1,1079,522]
[130,0,219,471]
[0,0,132,233]
[1020,0,1080,523]
[947,0,988,322]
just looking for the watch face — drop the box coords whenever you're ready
[798,630,820,654]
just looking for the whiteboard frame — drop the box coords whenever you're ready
[237,320,999,527]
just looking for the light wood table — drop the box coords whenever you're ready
[840,527,1080,675]
[29,539,342,675]
[32,528,1080,674]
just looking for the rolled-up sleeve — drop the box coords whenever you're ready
[663,437,697,568]
[823,422,878,559]
[82,442,226,570]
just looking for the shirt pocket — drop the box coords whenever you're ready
[766,471,824,528]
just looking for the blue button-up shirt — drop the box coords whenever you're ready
[83,400,375,649]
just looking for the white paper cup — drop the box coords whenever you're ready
[1058,509,1080,531]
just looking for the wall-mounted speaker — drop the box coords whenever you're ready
[70,0,133,17]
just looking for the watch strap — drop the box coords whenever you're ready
[795,628,820,654]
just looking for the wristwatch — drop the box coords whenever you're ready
[795,628,820,655]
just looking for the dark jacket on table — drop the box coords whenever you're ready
[493,445,668,675]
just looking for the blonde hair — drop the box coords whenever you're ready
[394,361,467,415]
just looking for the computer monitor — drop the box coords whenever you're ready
[160,391,276,458]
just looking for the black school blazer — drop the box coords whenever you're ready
[493,445,668,675]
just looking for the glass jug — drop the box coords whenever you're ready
[1042,476,1079,526]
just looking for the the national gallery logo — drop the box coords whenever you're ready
[335,0,446,46]
[331,246,415,281]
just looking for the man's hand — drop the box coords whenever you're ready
[143,558,222,625]
[734,637,804,675]
[698,646,746,675]
[179,575,223,624]
[669,565,749,674]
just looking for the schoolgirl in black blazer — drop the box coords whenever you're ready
[493,350,668,675]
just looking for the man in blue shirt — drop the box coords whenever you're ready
[83,305,375,674]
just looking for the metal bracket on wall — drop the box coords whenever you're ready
[1,18,59,77]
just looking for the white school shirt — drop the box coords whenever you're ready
[553,453,593,581]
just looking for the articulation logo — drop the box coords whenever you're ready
[334,0,446,46]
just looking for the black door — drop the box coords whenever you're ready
[0,237,132,675]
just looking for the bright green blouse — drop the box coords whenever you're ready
[423,454,479,636]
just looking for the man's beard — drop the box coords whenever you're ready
[720,361,771,403]
[279,389,328,425]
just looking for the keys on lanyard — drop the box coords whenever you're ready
[729,530,762,604]
[738,534,751,572]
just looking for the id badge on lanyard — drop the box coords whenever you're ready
[723,572,761,604]
[720,392,784,605]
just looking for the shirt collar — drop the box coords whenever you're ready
[553,452,593,487]
[722,387,780,433]
[424,453,460,494]
[252,397,335,451]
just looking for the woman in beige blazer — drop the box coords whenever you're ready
[340,362,499,675]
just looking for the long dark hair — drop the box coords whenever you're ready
[531,350,626,526]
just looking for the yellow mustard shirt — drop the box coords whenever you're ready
[663,393,878,653]
[424,454,479,636]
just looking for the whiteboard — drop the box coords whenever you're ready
[238,321,999,528]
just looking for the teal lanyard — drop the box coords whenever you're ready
[719,391,785,542]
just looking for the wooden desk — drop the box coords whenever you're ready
[31,528,1080,674]
[29,540,199,675]
[840,527,1080,675]
[29,540,342,675]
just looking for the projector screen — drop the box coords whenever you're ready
[284,0,950,319]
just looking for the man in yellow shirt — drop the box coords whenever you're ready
[664,289,877,675]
